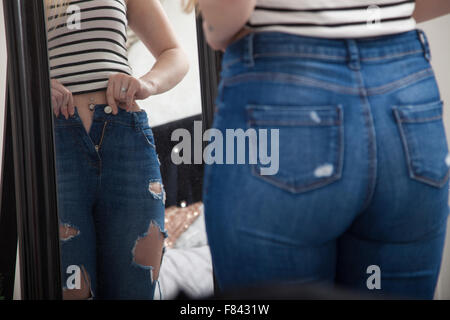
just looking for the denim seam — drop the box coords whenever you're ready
[96,121,109,152]
[344,221,449,245]
[139,127,156,149]
[224,49,424,69]
[366,68,434,96]
[250,165,342,194]
[221,67,433,99]
[222,57,243,70]
[222,72,360,95]
[248,120,340,126]
[359,49,424,62]
[398,115,442,123]
[66,125,99,168]
[253,52,347,61]
[55,122,82,128]
[393,107,450,188]
[357,71,378,214]
[105,119,136,127]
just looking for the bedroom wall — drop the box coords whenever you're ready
[127,0,202,127]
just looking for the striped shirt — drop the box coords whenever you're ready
[46,0,132,95]
[247,0,417,38]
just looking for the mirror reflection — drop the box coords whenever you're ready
[45,0,209,300]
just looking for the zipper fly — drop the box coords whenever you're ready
[95,121,108,152]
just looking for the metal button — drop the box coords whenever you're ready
[104,105,112,114]
[95,145,99,152]
[89,103,95,111]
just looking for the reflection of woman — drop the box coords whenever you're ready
[191,0,450,298]
[45,0,189,299]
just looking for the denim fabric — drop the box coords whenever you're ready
[54,104,167,300]
[203,29,450,299]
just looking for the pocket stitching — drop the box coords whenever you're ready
[247,104,344,193]
[140,127,156,149]
[393,101,450,188]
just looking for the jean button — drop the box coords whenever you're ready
[104,105,112,114]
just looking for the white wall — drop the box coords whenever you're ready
[128,0,202,127]
[420,14,450,300]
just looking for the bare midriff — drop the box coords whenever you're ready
[73,89,142,134]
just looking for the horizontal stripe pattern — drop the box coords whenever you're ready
[248,0,416,38]
[47,0,132,95]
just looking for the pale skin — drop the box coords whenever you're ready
[197,0,450,51]
[52,0,189,299]
[51,0,189,134]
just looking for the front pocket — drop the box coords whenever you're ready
[393,100,450,188]
[246,104,344,193]
[140,126,156,149]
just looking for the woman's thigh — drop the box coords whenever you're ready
[54,118,99,298]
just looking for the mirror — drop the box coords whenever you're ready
[44,0,212,299]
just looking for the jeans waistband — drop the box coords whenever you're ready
[223,29,431,70]
[53,104,149,131]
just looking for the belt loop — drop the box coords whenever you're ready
[345,39,360,71]
[243,32,255,67]
[132,112,141,132]
[417,29,431,62]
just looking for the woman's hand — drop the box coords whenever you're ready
[51,79,75,119]
[106,73,158,114]
[124,0,189,105]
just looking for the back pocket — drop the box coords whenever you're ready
[246,104,344,193]
[393,100,450,188]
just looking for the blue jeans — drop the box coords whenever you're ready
[203,29,450,299]
[54,104,167,299]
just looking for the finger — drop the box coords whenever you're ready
[52,81,68,114]
[52,96,59,117]
[106,78,119,115]
[126,80,138,111]
[52,79,67,93]
[53,91,63,114]
[61,90,70,119]
[114,76,125,105]
[67,91,75,116]
[119,78,129,103]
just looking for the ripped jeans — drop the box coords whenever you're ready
[54,104,167,299]
[203,30,450,299]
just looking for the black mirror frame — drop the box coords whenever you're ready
[0,0,221,300]
[2,0,62,300]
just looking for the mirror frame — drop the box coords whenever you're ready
[1,0,221,299]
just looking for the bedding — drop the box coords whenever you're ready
[155,203,214,300]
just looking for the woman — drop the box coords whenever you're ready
[189,0,450,299]
[46,0,189,299]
